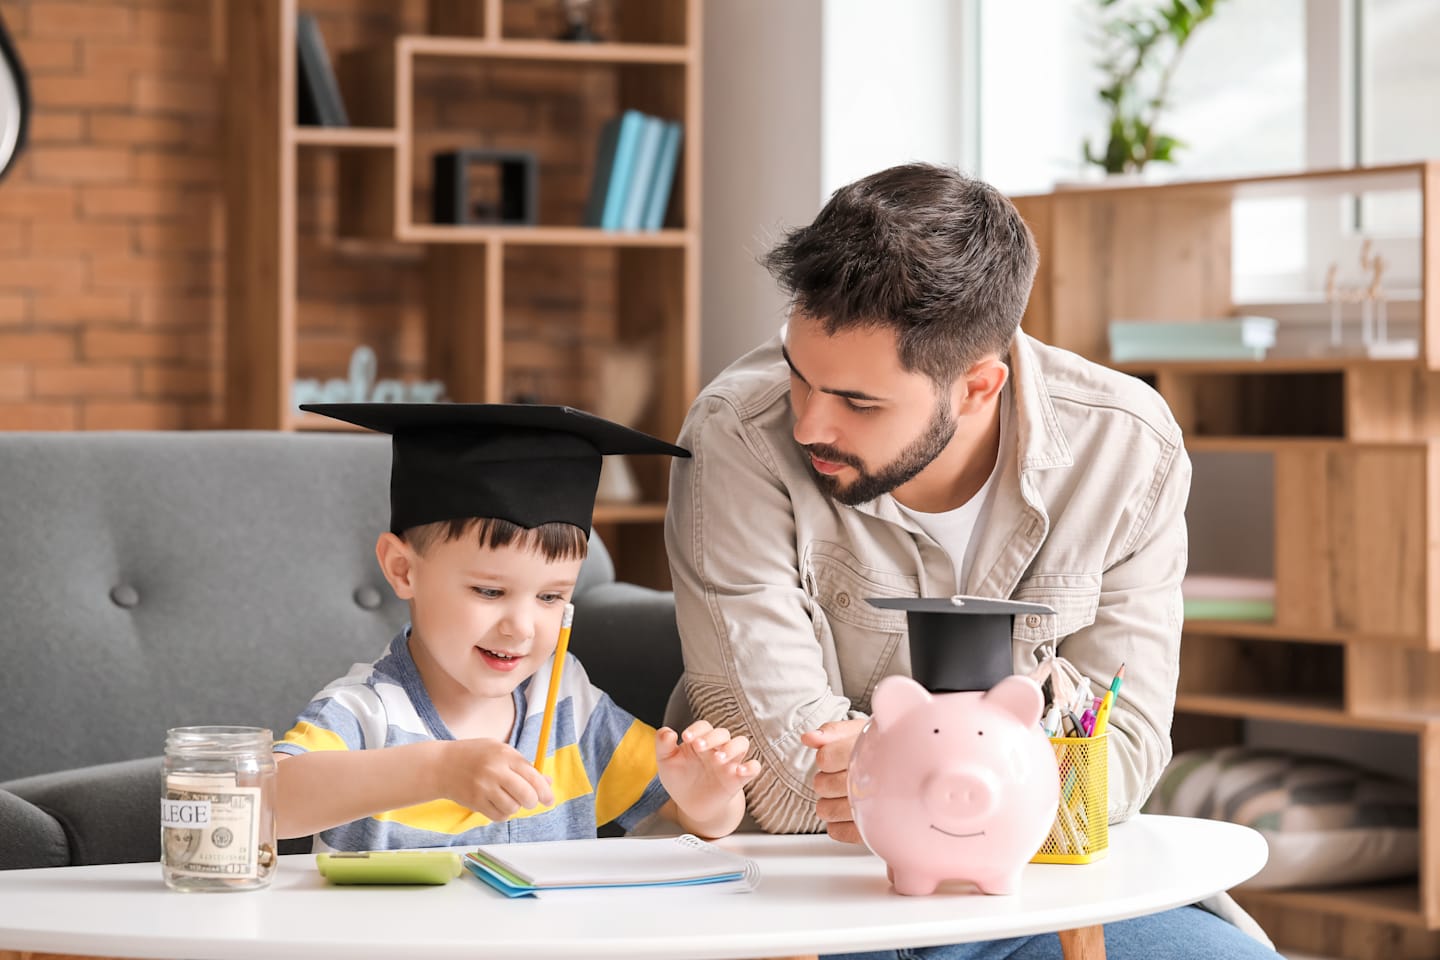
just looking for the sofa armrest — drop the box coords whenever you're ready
[0,786,69,869]
[4,757,163,866]
[572,582,683,729]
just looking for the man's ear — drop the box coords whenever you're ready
[375,532,418,600]
[953,356,1009,416]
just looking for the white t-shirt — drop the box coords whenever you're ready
[895,387,1011,590]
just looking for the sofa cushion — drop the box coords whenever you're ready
[1144,746,1419,889]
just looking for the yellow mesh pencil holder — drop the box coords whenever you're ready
[1031,733,1109,864]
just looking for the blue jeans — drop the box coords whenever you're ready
[823,904,1282,960]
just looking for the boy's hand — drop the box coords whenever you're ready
[439,739,555,822]
[656,721,759,835]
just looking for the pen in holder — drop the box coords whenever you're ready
[1031,733,1108,864]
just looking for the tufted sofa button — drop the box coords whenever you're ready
[110,585,140,609]
[353,586,383,610]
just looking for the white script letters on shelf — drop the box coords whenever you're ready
[292,345,446,408]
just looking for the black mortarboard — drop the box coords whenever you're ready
[867,595,1058,693]
[299,403,690,535]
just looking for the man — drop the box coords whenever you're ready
[665,164,1277,957]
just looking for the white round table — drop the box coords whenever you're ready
[0,815,1265,960]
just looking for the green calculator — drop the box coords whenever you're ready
[316,850,464,885]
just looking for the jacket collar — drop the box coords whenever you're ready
[1009,331,1073,473]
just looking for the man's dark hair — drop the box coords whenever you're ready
[762,163,1038,385]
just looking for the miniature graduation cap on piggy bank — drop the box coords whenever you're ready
[298,402,690,534]
[847,596,1061,896]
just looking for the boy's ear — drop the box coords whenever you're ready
[953,356,1009,416]
[375,532,418,600]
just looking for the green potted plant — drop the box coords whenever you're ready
[1083,0,1228,176]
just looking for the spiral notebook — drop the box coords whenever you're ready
[464,834,759,898]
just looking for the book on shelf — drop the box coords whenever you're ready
[296,12,349,127]
[583,111,683,231]
[1108,316,1278,363]
[642,121,683,230]
[464,834,759,898]
[619,115,665,230]
[583,109,645,229]
[1182,574,1275,622]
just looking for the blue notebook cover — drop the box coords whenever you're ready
[600,110,648,230]
[641,121,683,231]
[619,115,665,231]
[464,858,746,898]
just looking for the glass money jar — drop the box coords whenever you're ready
[161,726,277,891]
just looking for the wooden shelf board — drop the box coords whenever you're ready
[1015,161,1430,201]
[1176,692,1438,733]
[1113,356,1416,375]
[402,36,691,65]
[400,225,692,248]
[289,412,370,432]
[1235,883,1426,928]
[291,127,400,148]
[1185,619,1434,650]
[1182,436,1434,455]
[592,502,668,524]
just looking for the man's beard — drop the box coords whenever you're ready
[805,398,957,506]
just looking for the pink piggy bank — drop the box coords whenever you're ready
[848,674,1059,896]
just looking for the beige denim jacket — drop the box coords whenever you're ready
[666,330,1190,830]
[664,331,1276,944]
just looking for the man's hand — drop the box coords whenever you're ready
[800,718,869,844]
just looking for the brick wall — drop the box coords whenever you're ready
[1,0,625,431]
[1,0,226,429]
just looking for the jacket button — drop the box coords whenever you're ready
[110,585,139,609]
[836,592,851,608]
[353,586,383,610]
[1025,614,1041,629]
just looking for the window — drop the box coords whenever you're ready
[971,0,1433,303]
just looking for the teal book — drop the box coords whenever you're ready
[619,115,665,231]
[641,121,683,231]
[600,110,648,230]
[582,117,624,228]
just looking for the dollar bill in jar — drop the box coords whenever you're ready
[161,726,277,891]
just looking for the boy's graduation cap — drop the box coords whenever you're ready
[867,595,1057,693]
[299,402,689,535]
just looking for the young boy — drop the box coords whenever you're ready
[274,402,759,849]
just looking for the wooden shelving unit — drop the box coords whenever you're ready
[1015,162,1440,958]
[224,0,701,588]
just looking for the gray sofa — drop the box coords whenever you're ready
[0,431,684,869]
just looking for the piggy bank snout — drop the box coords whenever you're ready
[923,767,1000,825]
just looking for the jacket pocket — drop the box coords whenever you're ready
[1011,573,1101,665]
[802,541,917,712]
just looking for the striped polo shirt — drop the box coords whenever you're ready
[275,629,670,850]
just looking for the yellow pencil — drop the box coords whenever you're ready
[532,602,575,770]
[1090,690,1114,738]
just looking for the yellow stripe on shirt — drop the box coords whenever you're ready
[373,742,593,834]
[594,720,659,826]
[279,721,350,753]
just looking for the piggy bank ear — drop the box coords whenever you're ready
[870,675,932,729]
[982,675,1044,727]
